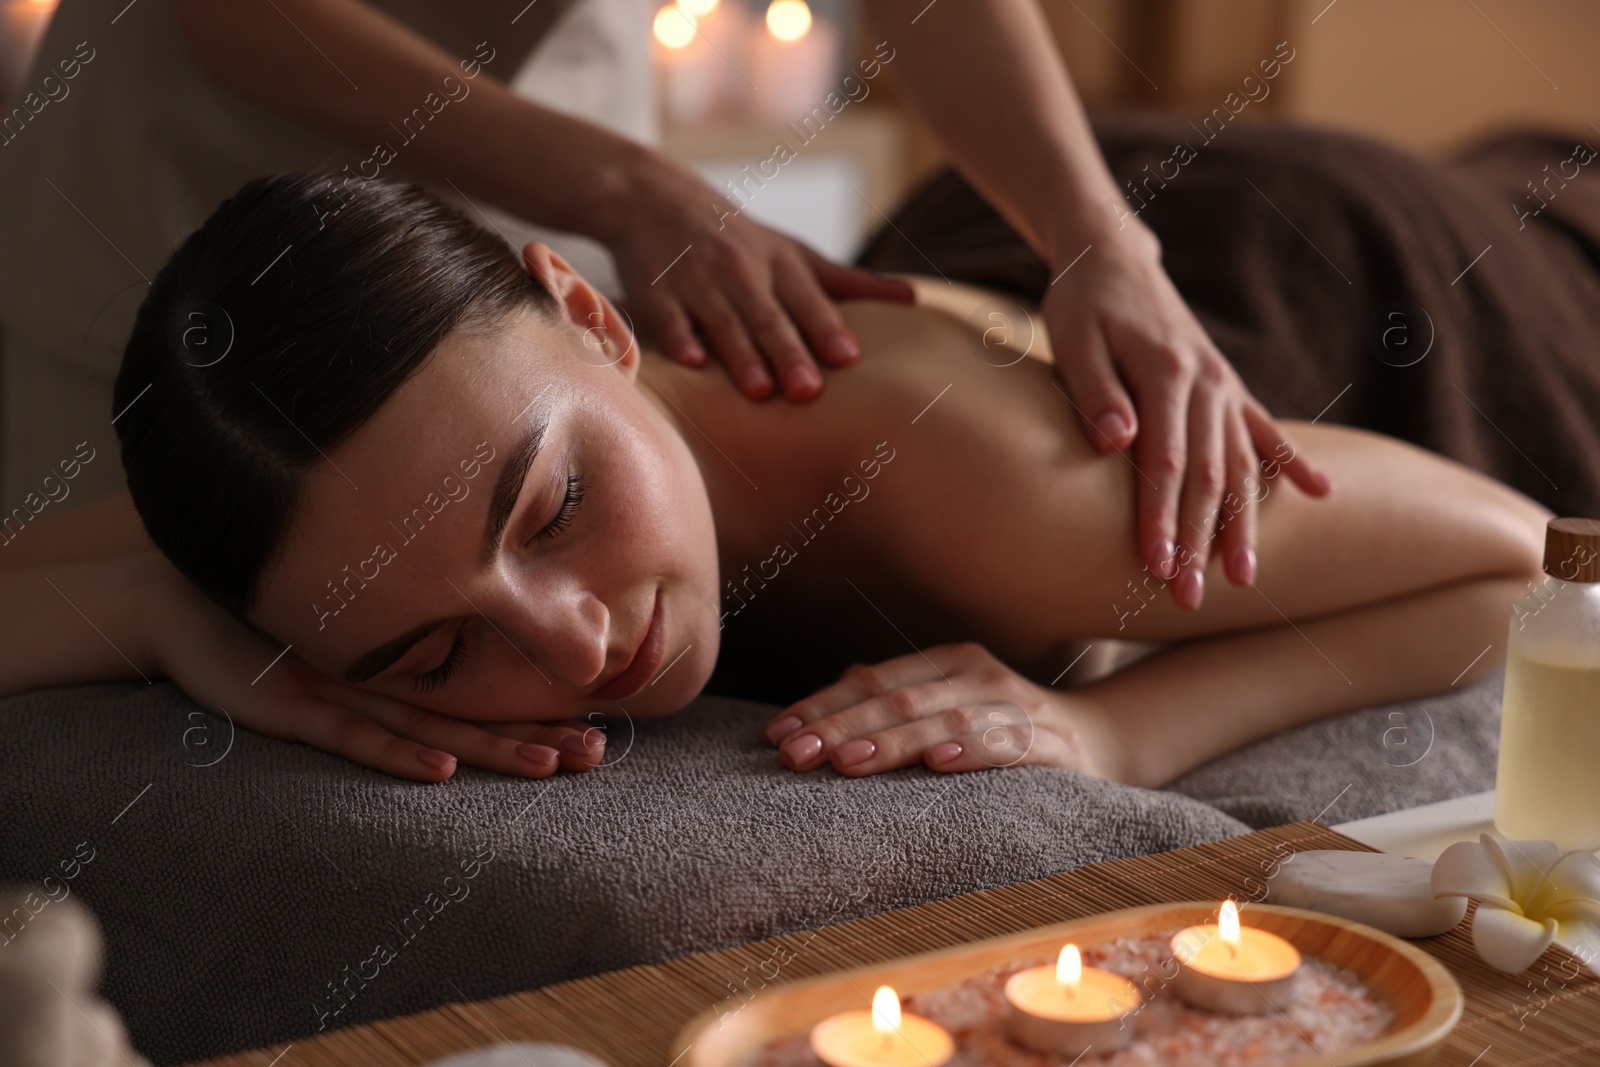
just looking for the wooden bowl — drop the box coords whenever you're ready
[673,901,1463,1067]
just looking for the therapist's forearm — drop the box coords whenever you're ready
[860,0,1126,264]
[172,0,645,243]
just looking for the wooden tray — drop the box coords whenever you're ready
[674,900,1464,1067]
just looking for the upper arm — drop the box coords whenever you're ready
[0,490,153,570]
[881,389,1551,660]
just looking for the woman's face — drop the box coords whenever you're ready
[250,246,722,722]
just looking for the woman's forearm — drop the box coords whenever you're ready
[0,553,161,697]
[1085,572,1536,789]
[172,0,645,243]
[859,0,1124,261]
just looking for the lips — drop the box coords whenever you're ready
[590,587,666,701]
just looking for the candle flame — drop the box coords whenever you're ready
[1219,899,1241,946]
[1056,943,1082,986]
[652,4,697,48]
[765,0,812,42]
[871,985,900,1033]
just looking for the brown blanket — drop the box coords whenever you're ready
[855,111,1600,521]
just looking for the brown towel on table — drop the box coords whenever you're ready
[855,111,1600,521]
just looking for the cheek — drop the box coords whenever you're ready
[604,404,723,668]
[604,407,717,573]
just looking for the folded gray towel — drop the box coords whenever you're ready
[1168,665,1506,827]
[0,681,1249,1065]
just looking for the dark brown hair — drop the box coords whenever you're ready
[113,169,560,615]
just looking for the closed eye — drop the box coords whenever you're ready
[411,471,588,693]
[534,472,587,543]
[414,626,466,694]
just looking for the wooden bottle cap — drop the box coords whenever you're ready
[1544,517,1600,582]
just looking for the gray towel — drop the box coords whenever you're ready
[0,681,1247,1065]
[1167,666,1506,828]
[0,669,1507,1064]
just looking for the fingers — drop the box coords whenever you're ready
[833,703,1060,776]
[679,284,776,399]
[1244,402,1335,497]
[629,285,706,368]
[1216,404,1261,588]
[629,228,904,402]
[1171,375,1227,609]
[775,678,978,772]
[801,245,917,305]
[772,250,861,370]
[776,699,1089,779]
[763,644,982,749]
[762,643,1047,774]
[285,697,463,783]
[475,716,608,773]
[1053,321,1138,453]
[1125,350,1192,582]
[923,717,1089,774]
[325,689,597,780]
[719,256,826,401]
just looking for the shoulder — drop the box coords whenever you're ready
[817,293,1136,657]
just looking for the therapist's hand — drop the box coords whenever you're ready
[605,147,915,402]
[1041,217,1333,610]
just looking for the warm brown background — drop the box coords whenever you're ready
[844,0,1599,209]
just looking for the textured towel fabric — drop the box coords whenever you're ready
[856,114,1600,521]
[0,681,1249,1066]
[1166,665,1506,829]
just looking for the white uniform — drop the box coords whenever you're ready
[0,0,657,505]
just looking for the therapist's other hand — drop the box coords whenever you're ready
[605,148,915,402]
[761,642,1127,782]
[1041,218,1333,610]
[139,553,604,782]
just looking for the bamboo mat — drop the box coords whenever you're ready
[187,820,1598,1067]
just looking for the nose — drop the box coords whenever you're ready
[474,571,610,690]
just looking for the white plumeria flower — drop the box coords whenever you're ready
[1431,833,1600,973]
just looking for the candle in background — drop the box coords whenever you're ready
[653,1,720,126]
[809,984,954,1067]
[1003,943,1142,1055]
[1,0,59,111]
[653,0,759,126]
[1170,900,1302,1014]
[745,0,840,124]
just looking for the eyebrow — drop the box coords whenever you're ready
[481,415,549,568]
[340,414,549,684]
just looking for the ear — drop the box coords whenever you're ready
[522,241,639,382]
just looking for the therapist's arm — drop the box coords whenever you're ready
[171,0,914,401]
[859,0,1333,609]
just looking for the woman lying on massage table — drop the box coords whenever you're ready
[0,172,1550,788]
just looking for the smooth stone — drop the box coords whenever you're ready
[1266,850,1467,938]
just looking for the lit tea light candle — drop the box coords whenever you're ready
[1170,899,1302,1014]
[1002,943,1142,1055]
[745,0,840,123]
[809,984,954,1067]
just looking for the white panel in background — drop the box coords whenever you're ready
[690,154,867,264]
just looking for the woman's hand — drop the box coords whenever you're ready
[135,553,605,782]
[761,642,1126,781]
[603,146,916,402]
[1041,218,1333,609]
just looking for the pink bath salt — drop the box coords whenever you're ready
[731,929,1392,1067]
